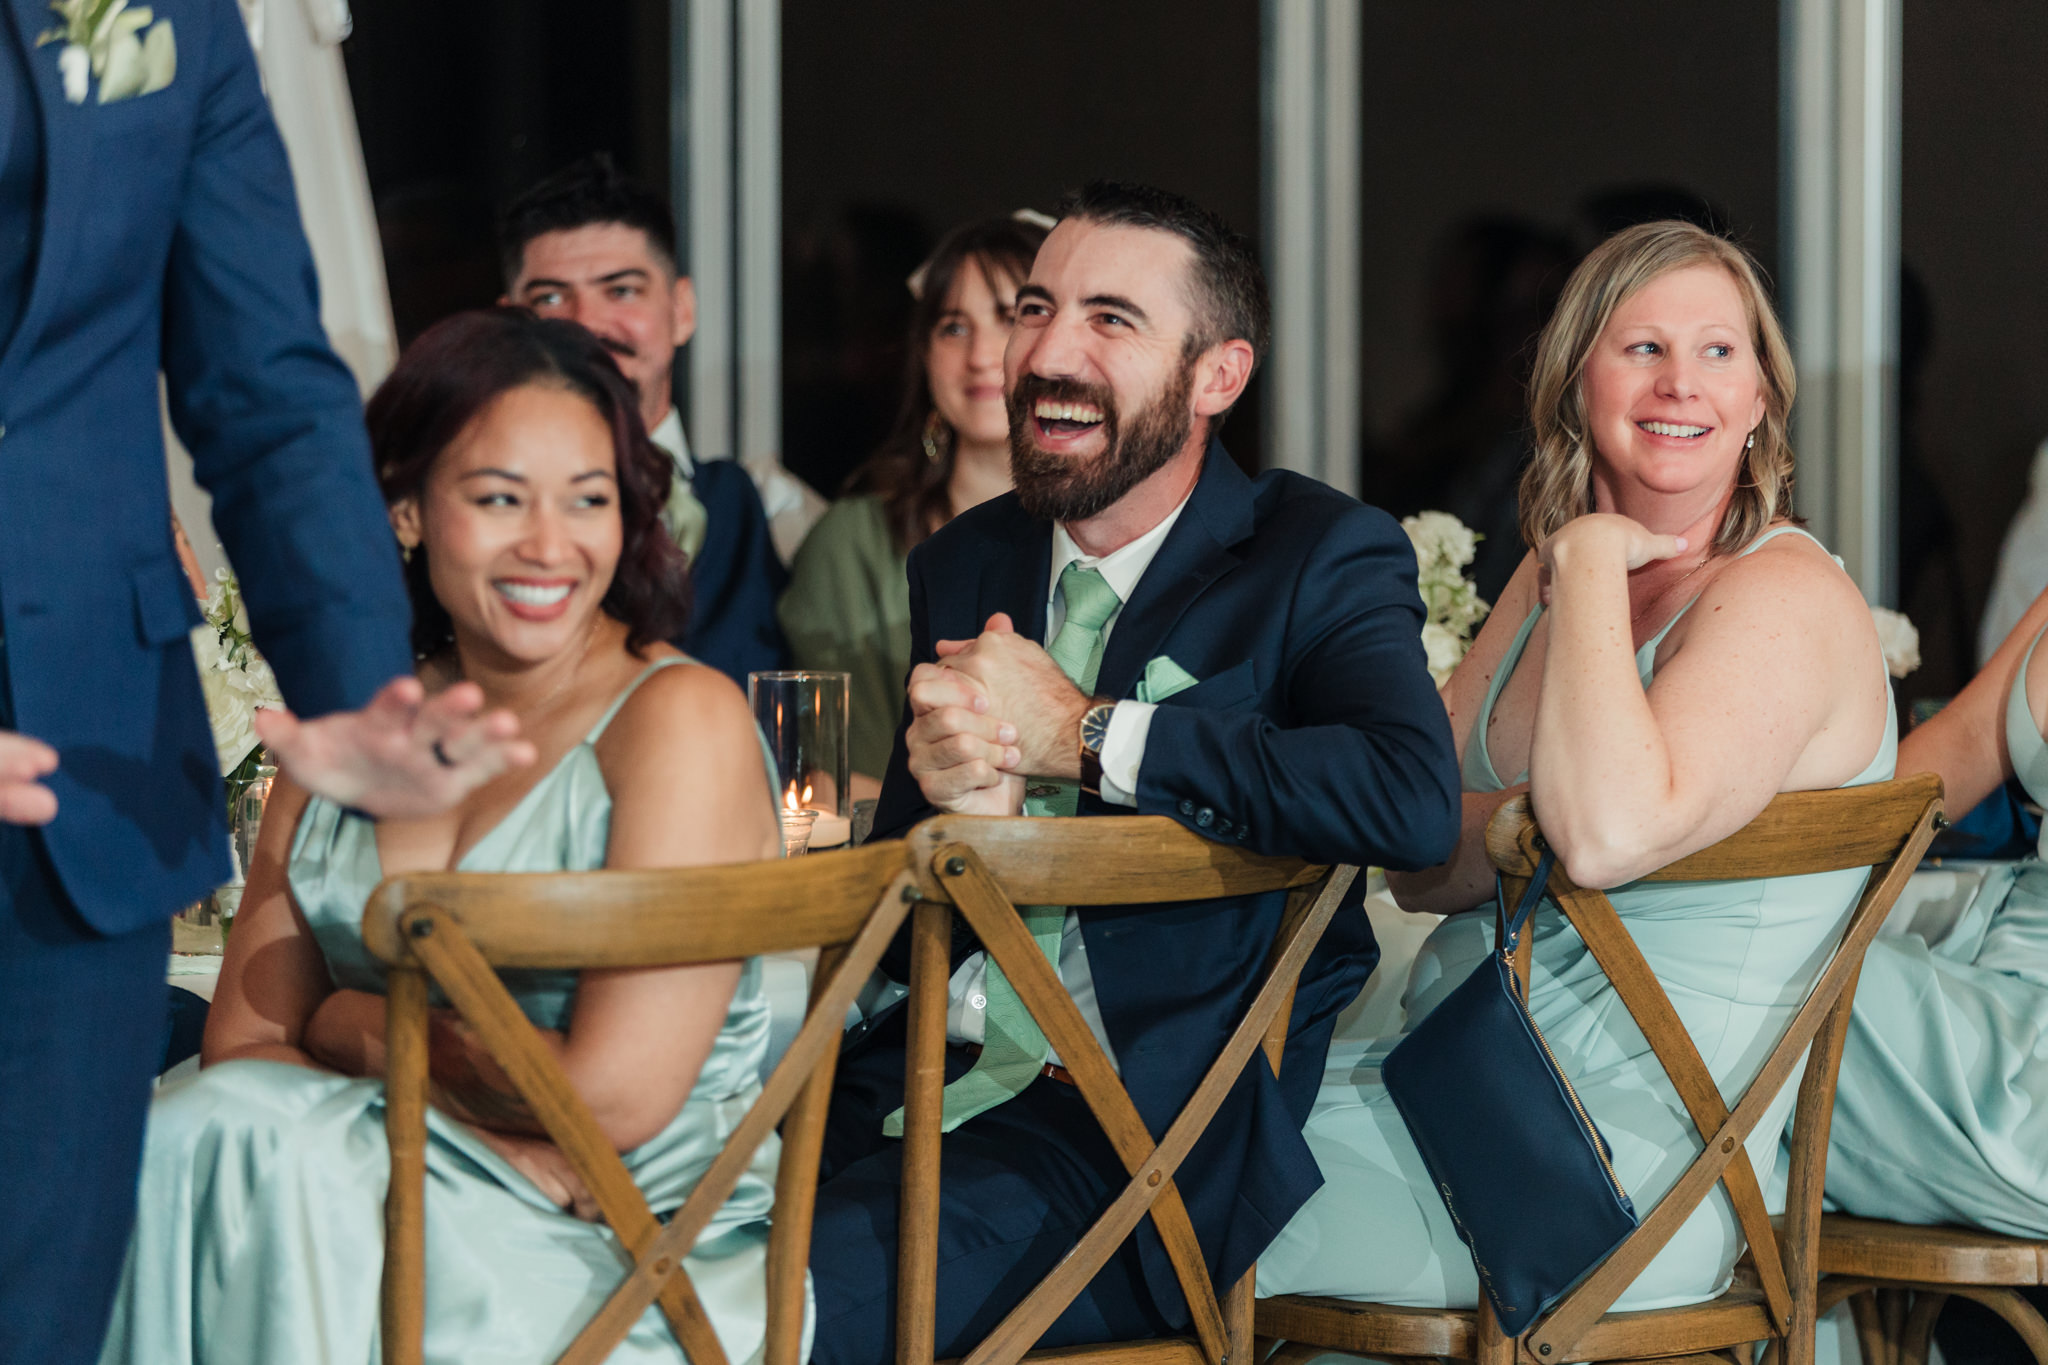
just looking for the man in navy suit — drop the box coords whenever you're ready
[0,3,532,1359]
[498,155,790,684]
[805,182,1461,1360]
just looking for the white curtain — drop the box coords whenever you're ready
[168,0,396,581]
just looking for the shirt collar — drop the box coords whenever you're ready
[649,408,693,478]
[1047,492,1193,610]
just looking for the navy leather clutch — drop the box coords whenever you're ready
[1382,849,1638,1337]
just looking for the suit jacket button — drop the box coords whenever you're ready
[1196,808,1215,828]
[1213,818,1233,836]
[1178,799,1195,817]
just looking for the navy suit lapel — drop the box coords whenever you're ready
[977,496,1053,644]
[1095,439,1254,700]
[0,0,97,389]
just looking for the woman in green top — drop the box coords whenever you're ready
[779,213,1050,792]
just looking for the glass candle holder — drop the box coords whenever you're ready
[748,671,852,849]
[779,808,820,859]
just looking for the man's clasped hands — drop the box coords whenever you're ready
[906,616,1090,815]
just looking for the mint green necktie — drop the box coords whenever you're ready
[884,563,1122,1135]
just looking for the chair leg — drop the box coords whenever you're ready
[1223,1270,1255,1365]
[1883,1289,1910,1364]
[1898,1292,1948,1365]
[1476,1299,1514,1365]
[1848,1289,1890,1365]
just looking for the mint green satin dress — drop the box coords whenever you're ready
[1822,624,2048,1235]
[99,657,807,1365]
[1260,527,1897,1318]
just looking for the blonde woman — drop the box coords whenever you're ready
[1259,221,1894,1314]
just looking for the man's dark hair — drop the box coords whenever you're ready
[497,153,679,287]
[1057,180,1271,373]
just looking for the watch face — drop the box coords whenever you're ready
[1081,702,1115,752]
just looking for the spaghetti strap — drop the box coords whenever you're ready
[1734,524,1832,560]
[585,654,699,743]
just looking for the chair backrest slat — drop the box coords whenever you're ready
[363,840,905,968]
[907,814,1322,906]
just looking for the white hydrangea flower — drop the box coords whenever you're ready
[1404,510,1480,574]
[1870,605,1921,680]
[1420,622,1466,686]
[189,572,283,775]
[1404,511,1493,684]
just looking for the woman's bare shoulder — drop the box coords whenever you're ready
[1701,525,1868,623]
[593,652,760,778]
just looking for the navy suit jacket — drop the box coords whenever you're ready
[873,438,1461,1313]
[0,0,412,934]
[677,458,789,684]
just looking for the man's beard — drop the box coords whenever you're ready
[1007,361,1196,524]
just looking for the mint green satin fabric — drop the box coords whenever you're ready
[1261,527,1900,1316]
[1821,625,2048,1236]
[100,657,808,1364]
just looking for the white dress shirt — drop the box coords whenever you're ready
[944,494,1190,1069]
[649,408,695,482]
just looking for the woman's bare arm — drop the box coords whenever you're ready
[201,776,333,1068]
[1530,518,1883,888]
[1897,581,2048,813]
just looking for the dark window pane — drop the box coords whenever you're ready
[780,0,1264,497]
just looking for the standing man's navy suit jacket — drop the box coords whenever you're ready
[872,438,1461,1317]
[0,0,412,935]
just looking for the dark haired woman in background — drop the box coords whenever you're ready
[99,310,792,1364]
[777,213,1050,794]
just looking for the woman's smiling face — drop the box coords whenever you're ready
[1582,262,1768,507]
[393,382,623,667]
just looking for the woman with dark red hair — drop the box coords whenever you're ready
[99,309,795,1364]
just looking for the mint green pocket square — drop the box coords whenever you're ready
[1135,655,1200,703]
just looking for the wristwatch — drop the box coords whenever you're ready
[1078,699,1117,796]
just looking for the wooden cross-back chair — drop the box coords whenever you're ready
[360,840,916,1365]
[1815,1217,2048,1365]
[1257,774,1945,1365]
[894,813,1359,1365]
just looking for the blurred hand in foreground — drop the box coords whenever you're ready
[255,676,537,820]
[0,731,59,825]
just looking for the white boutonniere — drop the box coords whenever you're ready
[37,0,177,106]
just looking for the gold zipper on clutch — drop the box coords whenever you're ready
[1501,946,1629,1202]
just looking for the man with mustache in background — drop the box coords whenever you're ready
[499,154,803,682]
[803,181,1461,1362]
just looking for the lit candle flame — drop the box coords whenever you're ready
[782,780,814,813]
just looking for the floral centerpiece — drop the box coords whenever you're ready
[191,569,282,826]
[1404,511,1491,685]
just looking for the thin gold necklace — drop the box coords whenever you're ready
[1630,554,1714,629]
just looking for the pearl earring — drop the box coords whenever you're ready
[1746,432,1755,450]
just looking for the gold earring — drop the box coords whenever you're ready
[399,539,416,565]
[922,411,950,463]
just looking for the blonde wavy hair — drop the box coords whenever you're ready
[1518,220,1797,557]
